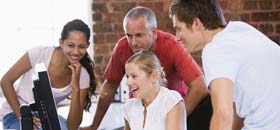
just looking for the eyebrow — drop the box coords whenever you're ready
[126,33,132,36]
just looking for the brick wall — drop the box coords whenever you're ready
[92,0,280,89]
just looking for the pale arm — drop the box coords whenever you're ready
[210,78,234,130]
[0,53,32,119]
[185,75,208,116]
[124,119,131,130]
[166,101,186,130]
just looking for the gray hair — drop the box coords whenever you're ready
[123,6,157,31]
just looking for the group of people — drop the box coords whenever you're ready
[1,0,280,130]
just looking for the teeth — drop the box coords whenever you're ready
[71,56,79,60]
[130,87,138,92]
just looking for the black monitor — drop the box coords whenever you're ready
[20,63,61,130]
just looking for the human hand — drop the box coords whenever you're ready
[79,125,95,130]
[68,63,81,91]
[32,116,41,130]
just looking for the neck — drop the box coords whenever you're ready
[53,48,71,69]
[202,27,224,44]
[142,86,160,107]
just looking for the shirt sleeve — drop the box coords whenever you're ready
[27,46,46,67]
[163,90,183,114]
[103,42,126,85]
[202,41,241,88]
[79,67,90,89]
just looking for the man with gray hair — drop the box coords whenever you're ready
[81,6,209,130]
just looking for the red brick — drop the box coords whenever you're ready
[93,34,104,43]
[259,23,274,34]
[92,3,107,14]
[259,0,273,10]
[276,24,280,33]
[219,1,229,9]
[269,35,280,45]
[138,2,163,13]
[92,13,102,22]
[112,2,136,13]
[94,44,110,55]
[275,0,280,9]
[241,13,250,22]
[93,23,113,33]
[104,33,119,43]
[252,11,280,21]
[243,1,258,10]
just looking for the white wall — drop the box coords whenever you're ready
[0,0,93,92]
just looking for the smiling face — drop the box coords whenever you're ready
[59,30,89,64]
[124,16,157,53]
[172,15,203,53]
[125,62,157,99]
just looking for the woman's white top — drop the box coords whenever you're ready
[124,87,186,130]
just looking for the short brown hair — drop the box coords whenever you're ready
[169,0,227,30]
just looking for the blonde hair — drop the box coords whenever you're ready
[126,51,167,86]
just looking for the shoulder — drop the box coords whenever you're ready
[114,36,129,50]
[79,66,90,89]
[155,31,186,57]
[160,87,182,101]
[28,46,54,55]
[157,31,182,46]
[159,87,183,113]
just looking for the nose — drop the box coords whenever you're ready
[126,77,133,87]
[73,47,80,55]
[131,36,138,47]
[175,31,181,41]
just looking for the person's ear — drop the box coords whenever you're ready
[59,38,63,47]
[151,27,158,39]
[85,42,90,49]
[151,70,158,83]
[192,17,204,31]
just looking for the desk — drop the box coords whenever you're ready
[58,102,125,130]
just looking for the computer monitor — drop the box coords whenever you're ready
[20,63,61,130]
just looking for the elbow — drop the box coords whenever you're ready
[0,77,10,91]
[99,80,118,99]
[0,78,4,90]
[0,76,6,89]
[67,118,82,130]
[214,106,234,123]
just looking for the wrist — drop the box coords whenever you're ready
[71,88,80,93]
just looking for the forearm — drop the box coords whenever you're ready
[210,110,233,130]
[91,80,118,129]
[232,103,244,130]
[185,76,208,116]
[67,90,83,130]
[1,82,21,119]
[124,119,131,130]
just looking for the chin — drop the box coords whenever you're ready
[69,59,80,64]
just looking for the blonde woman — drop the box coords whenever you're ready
[124,51,186,130]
